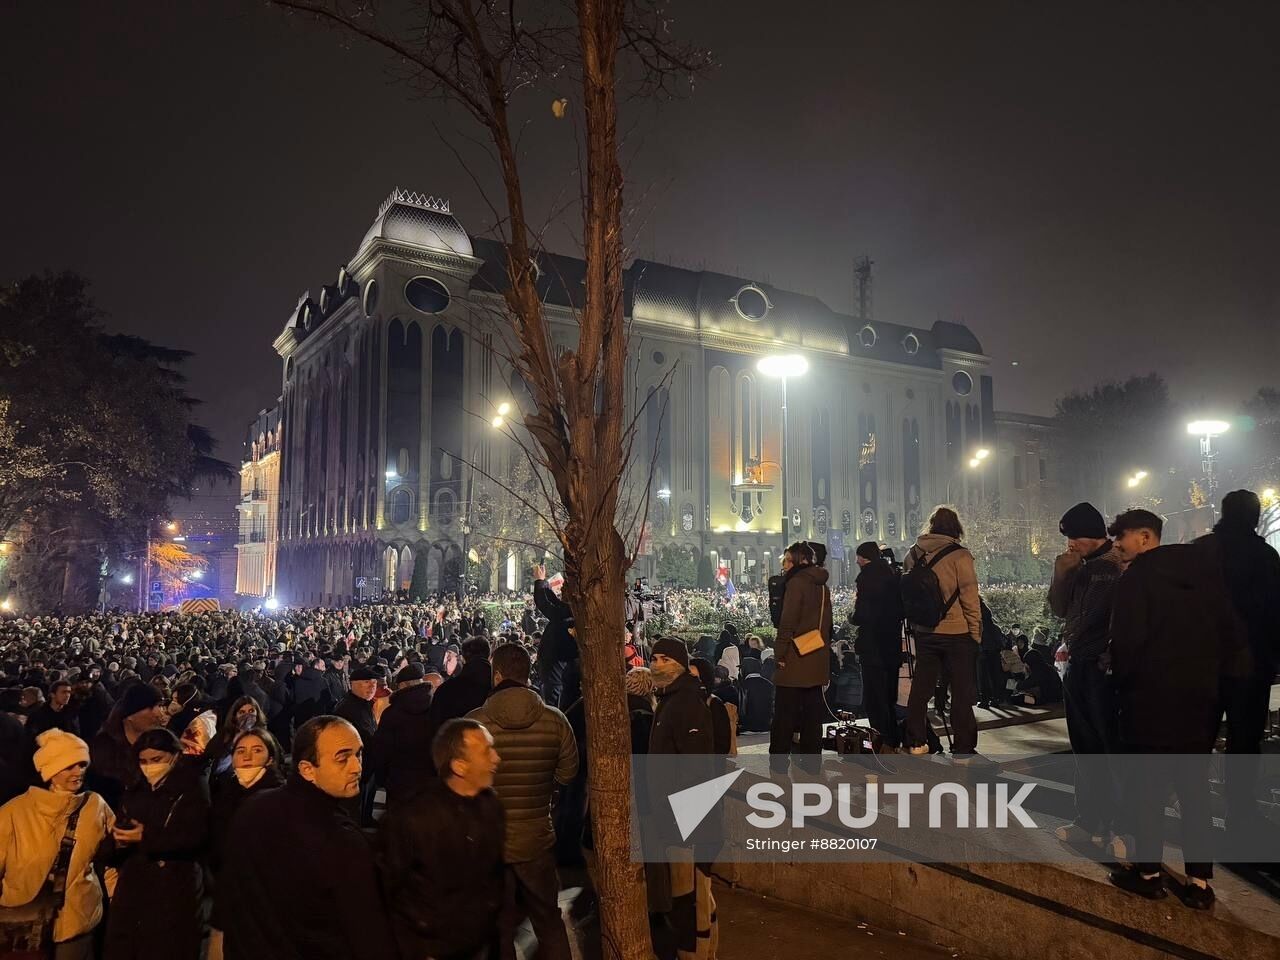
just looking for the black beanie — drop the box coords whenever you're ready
[651,637,689,669]
[1059,502,1107,540]
[855,541,881,562]
[118,682,163,719]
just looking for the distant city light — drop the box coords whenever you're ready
[497,401,511,416]
[0,598,11,612]
[264,597,280,611]
[1263,488,1277,503]
[968,457,981,468]
[165,521,178,532]
[172,535,186,542]
[1127,469,1150,489]
[190,570,204,580]
[1186,420,1230,436]
[656,487,672,501]
[755,354,809,379]
[975,448,990,460]
[120,573,134,584]
[491,415,505,428]
[385,470,398,479]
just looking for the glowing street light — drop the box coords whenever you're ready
[120,573,134,585]
[974,448,991,460]
[1263,488,1277,503]
[756,354,810,565]
[165,521,178,532]
[264,596,280,611]
[190,570,204,580]
[491,415,505,429]
[497,401,512,416]
[1187,419,1231,497]
[1186,420,1231,437]
[385,470,398,479]
[656,487,672,501]
[1126,470,1149,489]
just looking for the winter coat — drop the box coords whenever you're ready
[208,765,285,928]
[291,667,332,726]
[0,713,30,806]
[369,683,437,806]
[466,682,578,864]
[86,722,141,814]
[738,665,774,733]
[650,671,713,755]
[0,788,114,943]
[1109,544,1248,749]
[851,558,903,667]
[104,760,210,960]
[1196,523,1280,676]
[333,692,377,748]
[430,658,492,727]
[903,533,982,640]
[533,579,576,669]
[767,574,786,628]
[379,778,505,960]
[773,563,834,689]
[221,776,396,960]
[26,703,80,741]
[1049,541,1125,663]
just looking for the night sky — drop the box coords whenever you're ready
[4,0,1278,468]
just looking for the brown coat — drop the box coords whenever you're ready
[773,564,833,688]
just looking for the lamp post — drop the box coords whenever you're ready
[756,354,809,569]
[461,402,510,600]
[1186,419,1231,499]
[945,447,989,503]
[1126,470,1149,490]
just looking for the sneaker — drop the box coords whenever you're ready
[1109,868,1166,900]
[906,744,930,756]
[1174,881,1215,911]
[1107,833,1133,862]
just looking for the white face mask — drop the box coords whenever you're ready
[140,759,175,787]
[234,766,266,789]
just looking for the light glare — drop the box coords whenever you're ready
[756,354,809,378]
[1186,420,1230,436]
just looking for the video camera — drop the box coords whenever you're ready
[821,710,883,756]
[631,577,666,616]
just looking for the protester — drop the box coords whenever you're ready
[369,662,437,809]
[850,540,903,749]
[901,507,983,759]
[467,643,578,960]
[770,542,834,770]
[26,679,80,740]
[737,658,774,733]
[335,664,382,825]
[689,657,737,757]
[103,728,209,960]
[87,682,167,812]
[380,718,505,960]
[1048,502,1126,848]
[532,564,577,709]
[220,716,395,960]
[1107,509,1246,908]
[430,636,494,727]
[0,730,113,960]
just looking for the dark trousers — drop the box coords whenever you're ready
[1219,668,1274,831]
[1123,747,1213,880]
[769,685,826,766]
[906,633,978,754]
[1063,660,1118,834]
[858,661,900,747]
[499,852,571,960]
[977,650,1006,704]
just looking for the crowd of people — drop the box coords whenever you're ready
[0,488,1275,956]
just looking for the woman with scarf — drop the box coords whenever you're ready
[0,730,114,960]
[103,728,210,960]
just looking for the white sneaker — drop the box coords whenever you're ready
[906,744,931,756]
[1107,833,1132,862]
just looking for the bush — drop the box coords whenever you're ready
[982,584,1057,640]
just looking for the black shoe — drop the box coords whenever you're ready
[1174,881,1215,911]
[1109,868,1166,900]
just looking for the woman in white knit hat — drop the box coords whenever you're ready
[0,728,114,960]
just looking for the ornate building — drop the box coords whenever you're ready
[234,406,281,599]
[263,188,997,605]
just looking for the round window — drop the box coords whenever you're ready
[405,276,451,315]
[319,290,330,315]
[733,285,770,321]
[859,325,877,348]
[363,279,379,317]
[903,333,920,356]
[652,351,666,366]
[952,370,973,397]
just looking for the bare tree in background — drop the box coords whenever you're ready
[261,2,708,956]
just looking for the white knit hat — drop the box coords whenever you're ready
[33,729,90,783]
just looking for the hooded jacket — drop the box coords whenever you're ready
[851,557,904,666]
[0,787,114,943]
[773,563,834,688]
[1109,543,1248,749]
[1049,540,1125,663]
[369,682,436,806]
[903,533,982,640]
[1196,522,1280,674]
[466,682,578,864]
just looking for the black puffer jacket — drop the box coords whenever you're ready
[850,557,903,667]
[430,659,492,727]
[466,681,578,864]
[1109,544,1247,748]
[370,683,437,806]
[1049,541,1124,663]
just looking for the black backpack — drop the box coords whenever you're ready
[900,543,963,628]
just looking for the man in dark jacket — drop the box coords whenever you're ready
[467,643,577,960]
[649,637,717,960]
[738,657,774,733]
[430,636,493,727]
[292,657,333,728]
[222,716,396,960]
[370,663,437,808]
[1106,509,1246,908]
[380,717,505,960]
[1048,502,1125,846]
[335,665,381,825]
[532,565,576,708]
[26,679,80,739]
[770,543,833,772]
[850,541,902,748]
[1196,489,1280,843]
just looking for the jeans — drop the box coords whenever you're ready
[1062,659,1118,834]
[858,661,900,748]
[905,633,978,754]
[1122,748,1213,880]
[769,685,827,769]
[499,853,571,960]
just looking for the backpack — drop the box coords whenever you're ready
[900,543,964,628]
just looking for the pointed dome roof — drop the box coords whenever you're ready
[357,188,473,258]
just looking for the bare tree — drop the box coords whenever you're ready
[261,3,708,957]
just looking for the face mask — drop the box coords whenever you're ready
[140,759,175,787]
[167,700,182,716]
[238,713,257,732]
[234,766,266,789]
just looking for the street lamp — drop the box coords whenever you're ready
[461,402,511,599]
[756,354,809,568]
[1187,419,1231,498]
[1126,470,1149,489]
[948,448,988,501]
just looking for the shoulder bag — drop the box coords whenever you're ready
[0,795,87,959]
[792,587,829,657]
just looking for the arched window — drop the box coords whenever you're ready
[389,486,414,525]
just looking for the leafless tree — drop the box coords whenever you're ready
[261,2,709,957]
